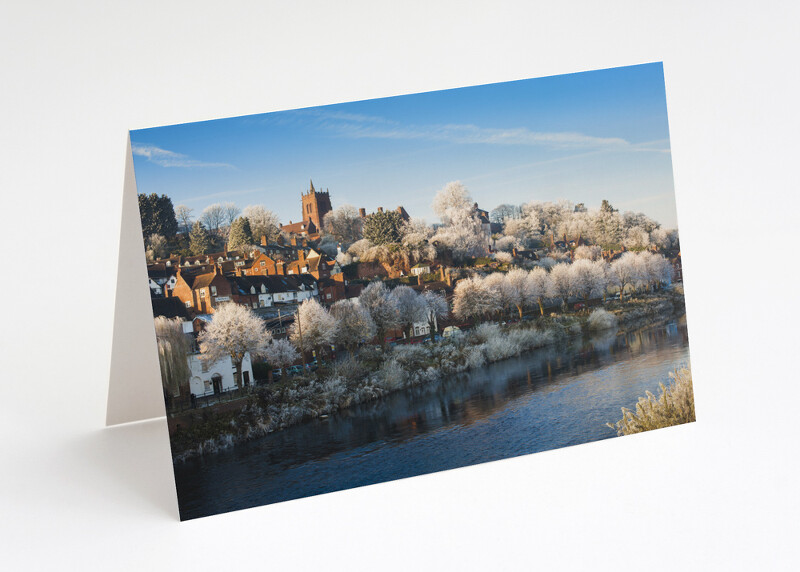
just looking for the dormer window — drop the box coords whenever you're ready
[261,285,266,293]
[250,286,256,294]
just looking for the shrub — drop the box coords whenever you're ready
[471,323,501,345]
[374,359,406,391]
[587,308,619,332]
[607,367,695,435]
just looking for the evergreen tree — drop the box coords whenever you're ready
[227,217,254,250]
[189,221,211,255]
[138,193,178,239]
[363,210,403,245]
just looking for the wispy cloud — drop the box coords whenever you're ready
[337,121,631,149]
[132,144,234,168]
[300,110,630,150]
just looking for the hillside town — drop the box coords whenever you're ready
[144,180,683,413]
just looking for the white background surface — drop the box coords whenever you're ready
[2,1,799,569]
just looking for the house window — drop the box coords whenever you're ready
[199,289,206,298]
[326,293,332,299]
[252,302,258,308]
[201,361,209,373]
[261,261,266,266]
[185,301,191,308]
[211,286,217,296]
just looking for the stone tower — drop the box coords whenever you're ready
[300,179,332,232]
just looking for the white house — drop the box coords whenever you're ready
[187,351,254,397]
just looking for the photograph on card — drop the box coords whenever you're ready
[131,62,693,520]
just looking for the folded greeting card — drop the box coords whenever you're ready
[109,62,693,520]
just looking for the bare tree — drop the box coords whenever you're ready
[197,303,272,389]
[201,203,226,235]
[221,202,241,228]
[175,205,194,235]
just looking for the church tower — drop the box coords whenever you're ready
[300,179,332,232]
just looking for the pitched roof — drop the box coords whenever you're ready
[151,297,191,320]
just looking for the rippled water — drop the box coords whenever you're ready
[175,317,691,520]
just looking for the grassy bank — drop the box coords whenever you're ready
[170,290,686,462]
[607,366,695,435]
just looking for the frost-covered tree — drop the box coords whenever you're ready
[390,285,425,339]
[145,233,168,262]
[227,217,254,250]
[610,252,638,300]
[242,205,281,244]
[189,220,212,256]
[504,268,534,318]
[453,275,496,323]
[548,262,573,310]
[495,251,513,264]
[574,244,602,260]
[433,218,486,262]
[420,290,449,342]
[569,259,607,304]
[432,181,473,225]
[330,298,376,352]
[154,316,192,398]
[175,204,194,235]
[400,218,437,263]
[290,298,338,362]
[493,235,516,252]
[198,303,272,389]
[482,273,511,319]
[347,238,373,261]
[526,267,550,315]
[323,205,363,248]
[623,226,651,250]
[263,338,299,379]
[637,251,672,291]
[358,281,400,348]
[431,181,487,261]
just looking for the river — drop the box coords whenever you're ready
[174,316,691,520]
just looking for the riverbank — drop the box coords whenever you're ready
[169,289,686,462]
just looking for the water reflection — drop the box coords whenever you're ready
[175,317,691,519]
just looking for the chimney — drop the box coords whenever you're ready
[359,207,366,218]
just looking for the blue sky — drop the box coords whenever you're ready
[130,62,678,228]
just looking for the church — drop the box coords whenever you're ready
[281,180,332,238]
